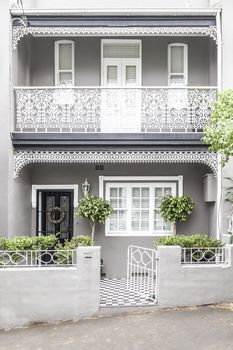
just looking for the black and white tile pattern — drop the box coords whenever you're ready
[100,278,156,308]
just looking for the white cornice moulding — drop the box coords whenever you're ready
[31,184,79,208]
[10,8,221,16]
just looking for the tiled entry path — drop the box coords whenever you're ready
[100,278,156,308]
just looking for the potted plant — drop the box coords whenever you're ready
[77,195,113,245]
[159,195,194,233]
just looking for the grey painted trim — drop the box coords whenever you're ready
[11,133,206,147]
[12,16,216,27]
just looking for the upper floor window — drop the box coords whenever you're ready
[168,43,188,86]
[55,40,75,86]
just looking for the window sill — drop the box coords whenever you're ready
[105,232,174,237]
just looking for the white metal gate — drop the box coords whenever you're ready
[127,245,158,303]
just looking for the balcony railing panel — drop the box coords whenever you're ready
[14,87,217,133]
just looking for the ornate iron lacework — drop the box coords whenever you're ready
[14,150,219,178]
[13,25,218,49]
[14,87,217,133]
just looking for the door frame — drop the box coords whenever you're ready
[31,184,79,209]
[32,184,78,238]
[37,190,74,239]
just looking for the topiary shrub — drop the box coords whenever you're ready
[160,195,194,224]
[77,195,113,245]
[155,234,222,248]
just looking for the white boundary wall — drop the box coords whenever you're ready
[157,245,233,308]
[0,247,100,329]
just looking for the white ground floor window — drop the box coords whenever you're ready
[99,176,183,236]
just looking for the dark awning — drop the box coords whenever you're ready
[13,15,216,28]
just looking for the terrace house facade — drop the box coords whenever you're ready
[0,0,233,277]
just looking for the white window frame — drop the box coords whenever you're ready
[31,184,79,208]
[168,43,188,86]
[99,176,183,237]
[54,40,75,86]
[101,39,142,86]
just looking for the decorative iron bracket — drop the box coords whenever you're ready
[13,25,218,50]
[14,150,219,178]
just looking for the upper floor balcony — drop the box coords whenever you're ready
[12,15,218,138]
[14,86,217,133]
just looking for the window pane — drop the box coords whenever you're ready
[164,187,172,196]
[171,46,184,74]
[126,66,136,84]
[59,72,72,85]
[132,198,140,208]
[170,75,185,85]
[107,66,118,84]
[110,188,118,197]
[132,211,140,230]
[59,43,72,70]
[131,187,149,231]
[119,210,127,230]
[154,186,173,232]
[103,43,140,58]
[109,187,127,232]
[110,198,117,208]
[110,211,118,231]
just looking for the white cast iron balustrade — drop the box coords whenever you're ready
[14,87,217,133]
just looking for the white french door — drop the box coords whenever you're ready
[103,59,141,86]
[101,40,142,132]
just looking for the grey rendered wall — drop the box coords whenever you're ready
[158,245,233,308]
[28,37,216,87]
[0,1,11,236]
[30,162,214,278]
[7,167,32,237]
[16,37,32,86]
[0,246,100,329]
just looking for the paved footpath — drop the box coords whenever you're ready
[1,305,233,350]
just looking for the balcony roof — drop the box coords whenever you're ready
[12,15,216,28]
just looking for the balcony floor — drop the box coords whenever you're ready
[11,132,206,149]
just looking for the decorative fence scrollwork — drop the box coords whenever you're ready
[181,247,229,265]
[0,250,75,267]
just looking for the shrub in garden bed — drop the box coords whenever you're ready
[0,235,58,251]
[0,235,92,266]
[155,234,223,248]
[55,235,92,250]
[55,235,92,264]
